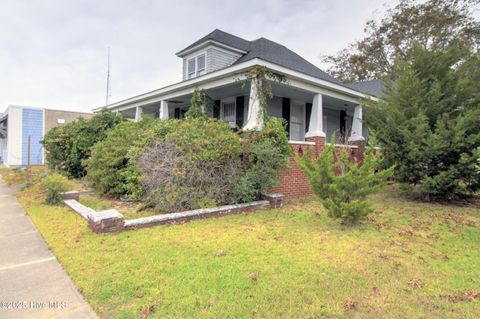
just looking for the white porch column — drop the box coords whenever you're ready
[348,105,364,142]
[243,77,263,131]
[134,106,142,122]
[305,94,326,138]
[159,100,169,120]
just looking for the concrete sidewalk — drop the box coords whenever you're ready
[0,177,97,319]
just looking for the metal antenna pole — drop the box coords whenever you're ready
[105,47,110,106]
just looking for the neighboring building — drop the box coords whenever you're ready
[93,29,384,196]
[0,105,92,167]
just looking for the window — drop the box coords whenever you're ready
[221,101,236,125]
[187,58,196,79]
[186,53,207,79]
[197,54,205,76]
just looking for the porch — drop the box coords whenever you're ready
[115,79,365,144]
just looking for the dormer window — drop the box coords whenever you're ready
[187,53,206,79]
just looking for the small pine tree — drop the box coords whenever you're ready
[185,90,210,120]
[296,138,394,225]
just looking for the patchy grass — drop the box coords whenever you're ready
[2,169,480,318]
[79,194,155,219]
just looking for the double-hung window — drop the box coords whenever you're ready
[221,99,236,127]
[187,53,206,79]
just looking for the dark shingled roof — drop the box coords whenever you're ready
[176,29,250,55]
[232,37,341,84]
[346,79,386,97]
[177,29,342,86]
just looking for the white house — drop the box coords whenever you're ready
[94,29,383,144]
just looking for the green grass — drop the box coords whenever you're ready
[3,169,479,318]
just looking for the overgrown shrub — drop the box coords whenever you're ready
[138,119,243,212]
[233,118,291,202]
[40,173,74,205]
[41,110,123,178]
[85,118,177,199]
[296,138,394,225]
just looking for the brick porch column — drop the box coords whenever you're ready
[348,104,365,161]
[305,93,326,157]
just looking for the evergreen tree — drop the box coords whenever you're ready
[364,43,480,199]
[296,139,393,225]
[185,90,210,120]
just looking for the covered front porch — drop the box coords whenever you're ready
[115,79,365,144]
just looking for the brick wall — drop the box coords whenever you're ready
[271,138,365,198]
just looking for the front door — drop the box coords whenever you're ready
[290,101,305,141]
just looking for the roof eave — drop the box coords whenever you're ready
[95,58,376,112]
[176,40,247,57]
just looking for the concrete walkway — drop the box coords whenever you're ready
[0,177,97,319]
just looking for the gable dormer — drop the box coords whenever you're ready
[176,29,249,80]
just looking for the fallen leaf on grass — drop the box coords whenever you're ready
[248,272,258,283]
[213,251,226,257]
[407,278,424,289]
[443,290,480,303]
[208,297,217,307]
[344,298,356,310]
[74,231,84,243]
[141,305,156,319]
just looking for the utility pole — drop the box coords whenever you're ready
[105,47,110,106]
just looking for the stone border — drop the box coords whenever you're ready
[124,200,270,230]
[63,193,284,234]
[64,200,124,233]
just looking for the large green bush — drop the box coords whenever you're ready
[364,43,480,200]
[41,110,123,178]
[138,118,243,212]
[233,118,291,202]
[85,118,177,199]
[297,139,394,225]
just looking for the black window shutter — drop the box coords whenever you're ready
[340,110,346,135]
[213,100,220,119]
[174,108,181,119]
[305,102,312,133]
[282,98,291,138]
[235,96,244,128]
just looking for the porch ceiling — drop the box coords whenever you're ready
[165,81,251,105]
[270,82,358,110]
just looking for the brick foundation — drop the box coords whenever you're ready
[271,137,365,198]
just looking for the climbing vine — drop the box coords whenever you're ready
[243,65,287,124]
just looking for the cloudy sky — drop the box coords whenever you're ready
[0,0,398,113]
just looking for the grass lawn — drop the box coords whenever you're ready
[2,170,479,318]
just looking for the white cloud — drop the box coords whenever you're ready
[0,0,396,113]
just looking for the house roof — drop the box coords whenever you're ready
[233,37,341,85]
[178,29,342,85]
[346,79,386,97]
[176,29,250,55]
